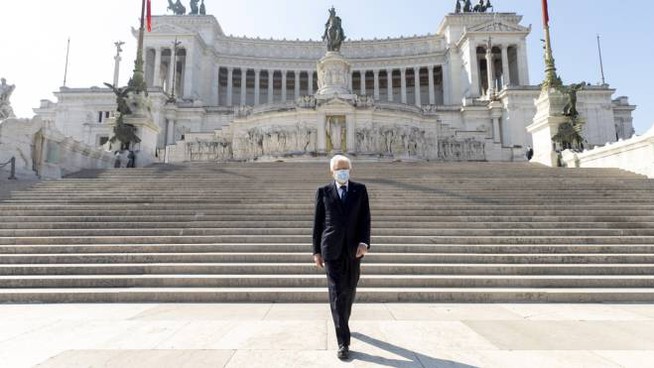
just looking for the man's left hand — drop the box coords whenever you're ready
[356,243,368,259]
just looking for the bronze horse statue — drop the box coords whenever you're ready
[322,7,346,52]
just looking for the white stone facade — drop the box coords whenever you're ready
[33,12,636,162]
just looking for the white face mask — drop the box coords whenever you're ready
[333,169,350,184]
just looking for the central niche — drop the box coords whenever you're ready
[325,115,346,153]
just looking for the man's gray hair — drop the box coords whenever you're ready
[330,155,352,171]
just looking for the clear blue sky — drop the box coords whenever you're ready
[3,0,652,134]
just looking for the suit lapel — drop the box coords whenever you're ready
[345,182,359,211]
[327,183,345,213]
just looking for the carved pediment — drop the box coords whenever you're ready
[467,21,530,34]
[151,23,194,35]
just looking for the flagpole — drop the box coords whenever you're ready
[129,0,148,93]
[63,37,71,87]
[541,0,560,89]
[597,34,606,85]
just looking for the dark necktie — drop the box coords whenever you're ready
[340,186,347,203]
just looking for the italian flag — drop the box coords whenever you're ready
[541,0,550,27]
[147,0,152,32]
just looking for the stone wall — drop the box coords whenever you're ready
[561,125,654,178]
[0,117,114,180]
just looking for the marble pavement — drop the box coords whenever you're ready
[0,303,653,367]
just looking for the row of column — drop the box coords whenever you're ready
[220,65,448,107]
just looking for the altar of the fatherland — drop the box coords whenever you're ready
[32,6,636,164]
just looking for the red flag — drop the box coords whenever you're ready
[541,0,550,27]
[146,0,152,32]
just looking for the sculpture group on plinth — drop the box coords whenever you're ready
[316,7,353,100]
[167,0,206,15]
[455,0,493,13]
[0,78,16,120]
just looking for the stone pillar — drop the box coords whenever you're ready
[294,71,301,100]
[400,68,407,104]
[360,70,366,95]
[267,70,274,103]
[153,48,162,87]
[470,44,480,97]
[386,69,393,102]
[442,64,451,105]
[490,102,503,144]
[183,48,194,98]
[166,119,175,146]
[348,72,353,92]
[373,70,380,100]
[414,67,421,107]
[226,67,234,107]
[166,48,174,94]
[254,69,261,105]
[317,114,326,153]
[428,66,435,105]
[240,69,247,106]
[501,45,511,87]
[518,40,530,85]
[485,46,495,97]
[281,71,287,102]
[346,116,356,154]
[212,64,220,106]
[308,71,314,96]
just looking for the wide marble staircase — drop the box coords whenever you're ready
[1,162,654,303]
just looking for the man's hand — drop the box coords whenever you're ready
[313,254,324,268]
[356,243,369,259]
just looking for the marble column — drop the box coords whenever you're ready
[346,116,356,154]
[226,67,234,107]
[183,49,194,98]
[349,72,353,92]
[373,70,380,100]
[307,71,314,96]
[360,70,366,95]
[518,40,530,85]
[501,45,511,87]
[267,70,274,104]
[400,68,407,104]
[281,71,287,102]
[414,67,421,107]
[294,71,301,100]
[166,49,174,94]
[212,64,220,106]
[442,64,451,105]
[153,48,162,87]
[470,45,480,97]
[240,68,247,106]
[428,66,435,105]
[317,114,326,153]
[485,46,495,97]
[386,69,393,102]
[166,119,175,146]
[254,69,261,105]
[492,117,502,143]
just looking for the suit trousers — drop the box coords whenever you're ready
[324,254,361,347]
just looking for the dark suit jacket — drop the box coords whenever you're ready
[312,180,371,261]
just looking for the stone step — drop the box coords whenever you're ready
[1,263,653,276]
[2,235,654,245]
[3,228,654,237]
[3,215,653,224]
[3,243,654,254]
[1,221,654,230]
[1,252,653,265]
[1,287,654,303]
[3,274,654,289]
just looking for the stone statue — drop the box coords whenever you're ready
[0,78,16,119]
[455,0,462,13]
[562,82,585,120]
[200,0,206,15]
[189,0,199,15]
[322,7,346,52]
[167,0,186,15]
[463,0,473,12]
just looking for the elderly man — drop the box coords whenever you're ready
[313,155,371,360]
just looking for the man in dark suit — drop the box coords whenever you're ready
[312,155,371,360]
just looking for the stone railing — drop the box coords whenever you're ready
[0,117,115,180]
[561,125,654,178]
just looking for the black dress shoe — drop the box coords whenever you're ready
[337,345,349,360]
